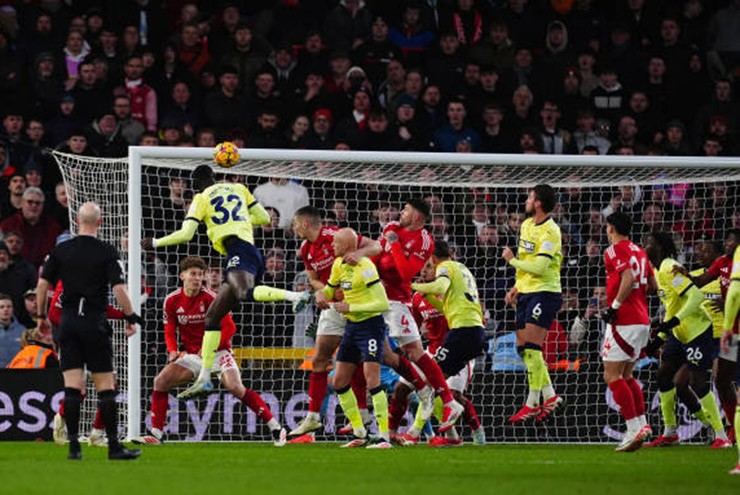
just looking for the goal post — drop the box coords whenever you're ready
[52,147,740,442]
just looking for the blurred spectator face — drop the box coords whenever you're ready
[483,107,503,127]
[514,48,532,68]
[292,116,310,137]
[425,194,444,214]
[509,212,525,232]
[368,114,388,133]
[234,26,252,48]
[5,233,23,256]
[689,53,702,73]
[24,292,38,317]
[304,33,323,54]
[512,86,533,110]
[222,6,240,27]
[629,92,649,113]
[618,116,637,139]
[353,91,371,112]
[704,138,722,156]
[66,30,84,54]
[372,17,389,41]
[196,130,216,147]
[305,73,324,91]
[123,26,140,49]
[429,215,449,237]
[172,82,191,105]
[220,73,239,92]
[36,14,52,34]
[464,64,480,85]
[180,3,199,24]
[113,97,132,119]
[22,191,45,223]
[456,139,472,152]
[576,112,595,131]
[642,203,663,228]
[396,103,415,122]
[648,57,666,79]
[710,117,728,136]
[620,185,635,202]
[258,113,279,132]
[25,121,44,143]
[666,126,683,144]
[440,34,459,55]
[98,115,118,136]
[332,201,348,223]
[578,52,595,71]
[447,102,466,126]
[378,204,399,225]
[490,23,508,45]
[3,115,23,135]
[563,72,580,94]
[206,267,222,290]
[93,58,109,80]
[8,175,26,196]
[265,251,286,279]
[99,29,117,52]
[68,135,88,154]
[169,178,186,198]
[386,60,405,83]
[423,85,441,107]
[540,102,560,127]
[69,16,87,35]
[470,204,490,223]
[616,145,635,155]
[586,238,601,258]
[181,25,200,47]
[480,70,499,90]
[87,13,104,33]
[405,71,423,96]
[713,185,727,205]
[403,7,420,27]
[478,225,499,246]
[548,26,565,48]
[55,183,68,207]
[715,80,731,102]
[275,48,293,69]
[660,19,680,44]
[0,297,12,323]
[255,73,275,94]
[163,127,182,145]
[124,57,144,80]
[610,28,630,47]
[142,51,156,69]
[599,71,618,88]
[25,170,42,188]
[37,58,54,77]
[313,114,331,134]
[140,134,159,146]
[330,55,351,76]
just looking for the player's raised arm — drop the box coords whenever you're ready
[240,184,271,226]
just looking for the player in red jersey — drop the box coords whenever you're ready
[132,256,286,446]
[391,259,485,446]
[673,228,740,438]
[288,206,384,438]
[600,212,656,452]
[375,199,463,432]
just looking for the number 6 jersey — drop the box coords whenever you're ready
[604,239,653,326]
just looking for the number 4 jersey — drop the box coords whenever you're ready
[604,239,653,326]
[187,182,261,255]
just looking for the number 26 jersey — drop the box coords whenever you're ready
[187,182,259,255]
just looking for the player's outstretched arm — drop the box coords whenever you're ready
[723,281,740,332]
[411,276,451,296]
[35,277,51,336]
[112,283,141,337]
[248,201,271,226]
[145,218,199,249]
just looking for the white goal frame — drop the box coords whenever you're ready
[123,147,740,440]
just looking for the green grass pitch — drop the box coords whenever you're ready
[3,442,738,495]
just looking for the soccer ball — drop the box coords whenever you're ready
[213,141,240,168]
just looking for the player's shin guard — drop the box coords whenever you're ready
[699,392,726,435]
[659,388,678,435]
[337,385,364,431]
[609,379,638,431]
[351,366,368,410]
[64,388,82,442]
[461,396,481,430]
[251,285,303,302]
[151,390,169,431]
[98,389,120,448]
[415,353,453,404]
[370,386,389,440]
[241,389,274,423]
[197,330,221,381]
[308,371,328,414]
[395,355,427,391]
[521,347,546,406]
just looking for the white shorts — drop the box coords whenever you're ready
[601,324,650,362]
[384,300,421,346]
[718,334,739,362]
[447,358,475,392]
[316,307,346,337]
[174,350,239,378]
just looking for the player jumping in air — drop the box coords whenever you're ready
[600,212,655,452]
[643,232,730,449]
[502,185,565,423]
[132,256,286,446]
[721,229,740,473]
[142,165,308,399]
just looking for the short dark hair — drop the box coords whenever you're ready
[191,165,214,190]
[532,184,556,213]
[407,198,431,220]
[294,205,322,224]
[433,239,451,259]
[606,211,632,236]
[649,231,677,259]
[180,256,207,273]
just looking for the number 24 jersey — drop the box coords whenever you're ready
[604,240,653,326]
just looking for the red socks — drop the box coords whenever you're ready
[242,389,274,423]
[609,379,637,420]
[461,396,481,430]
[308,371,328,414]
[415,354,453,404]
[395,355,427,391]
[151,390,169,431]
[625,377,645,417]
[388,395,409,431]
[351,366,368,409]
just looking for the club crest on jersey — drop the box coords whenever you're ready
[199,303,205,312]
[227,256,240,268]
[657,289,666,298]
[520,240,535,253]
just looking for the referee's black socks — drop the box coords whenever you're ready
[64,388,82,442]
[98,389,121,449]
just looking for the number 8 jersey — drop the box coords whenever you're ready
[604,239,653,326]
[186,182,265,255]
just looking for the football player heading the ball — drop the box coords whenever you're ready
[141,164,310,399]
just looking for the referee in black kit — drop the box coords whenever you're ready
[35,202,142,461]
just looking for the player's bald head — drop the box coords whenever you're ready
[78,201,101,227]
[333,227,358,255]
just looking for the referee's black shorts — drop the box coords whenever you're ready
[59,309,114,373]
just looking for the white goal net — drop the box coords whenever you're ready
[52,148,740,443]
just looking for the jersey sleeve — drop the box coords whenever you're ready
[359,258,380,287]
[611,243,631,273]
[40,248,60,283]
[667,263,694,297]
[299,241,310,269]
[733,249,740,281]
[186,193,207,222]
[536,227,559,259]
[708,257,723,278]
[163,296,178,353]
[106,246,125,287]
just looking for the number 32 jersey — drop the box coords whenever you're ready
[604,240,653,326]
[435,260,483,329]
[187,182,259,255]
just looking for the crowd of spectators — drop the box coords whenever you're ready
[1,0,740,366]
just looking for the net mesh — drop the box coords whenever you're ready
[51,149,740,443]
